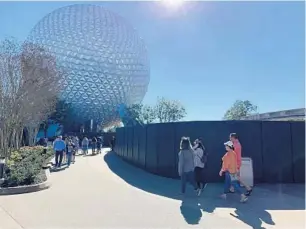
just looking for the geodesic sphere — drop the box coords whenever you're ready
[27,4,150,126]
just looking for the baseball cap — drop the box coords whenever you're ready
[224,141,234,148]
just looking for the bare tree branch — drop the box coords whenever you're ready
[0,38,66,156]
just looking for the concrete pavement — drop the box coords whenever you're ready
[0,149,304,229]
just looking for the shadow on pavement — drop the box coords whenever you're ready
[104,151,182,200]
[230,206,275,229]
[84,153,99,157]
[180,197,202,225]
[104,151,305,228]
[50,166,66,173]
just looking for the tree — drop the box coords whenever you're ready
[124,103,157,125]
[223,100,258,120]
[155,97,186,123]
[49,99,74,125]
[139,105,156,124]
[0,38,65,157]
[126,103,143,125]
[40,98,75,136]
[123,97,186,126]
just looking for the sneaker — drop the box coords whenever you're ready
[240,194,248,203]
[220,194,227,199]
[245,189,253,196]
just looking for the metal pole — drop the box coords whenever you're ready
[0,157,5,185]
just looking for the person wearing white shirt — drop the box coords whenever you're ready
[193,139,207,196]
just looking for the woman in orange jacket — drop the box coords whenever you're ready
[219,141,248,203]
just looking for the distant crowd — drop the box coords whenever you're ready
[178,133,252,203]
[37,135,116,169]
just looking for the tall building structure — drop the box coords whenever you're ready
[27,4,150,129]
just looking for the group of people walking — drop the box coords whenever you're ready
[52,135,104,168]
[178,133,253,203]
[81,136,104,155]
[52,135,79,168]
[52,131,251,202]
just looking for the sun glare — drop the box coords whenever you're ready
[160,0,185,9]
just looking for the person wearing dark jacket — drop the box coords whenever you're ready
[92,137,97,154]
[66,139,75,167]
[110,136,116,151]
[193,139,207,196]
[97,137,102,154]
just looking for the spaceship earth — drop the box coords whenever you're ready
[27,4,150,127]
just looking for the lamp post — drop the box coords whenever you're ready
[0,157,5,185]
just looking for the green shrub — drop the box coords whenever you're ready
[2,146,54,187]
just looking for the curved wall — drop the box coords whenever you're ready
[115,121,305,183]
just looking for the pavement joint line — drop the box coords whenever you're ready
[0,204,25,229]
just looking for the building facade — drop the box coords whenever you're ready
[241,108,305,121]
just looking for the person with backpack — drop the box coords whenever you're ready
[193,138,207,196]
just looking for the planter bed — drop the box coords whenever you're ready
[0,168,51,195]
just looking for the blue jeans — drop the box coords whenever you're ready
[66,151,72,166]
[55,150,63,167]
[224,171,242,194]
[181,171,197,193]
[82,146,88,154]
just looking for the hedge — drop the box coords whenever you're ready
[1,146,53,188]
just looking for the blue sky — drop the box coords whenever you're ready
[0,1,304,121]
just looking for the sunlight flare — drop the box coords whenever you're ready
[160,0,185,9]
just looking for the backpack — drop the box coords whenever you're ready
[198,148,207,164]
[201,152,208,164]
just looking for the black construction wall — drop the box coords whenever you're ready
[262,122,293,183]
[146,125,158,174]
[291,122,305,183]
[138,127,147,169]
[127,127,134,163]
[115,121,305,183]
[156,123,176,178]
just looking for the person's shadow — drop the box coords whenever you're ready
[103,152,302,228]
[180,196,202,225]
[230,204,275,229]
[198,184,275,229]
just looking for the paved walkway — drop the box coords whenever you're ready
[0,149,305,229]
